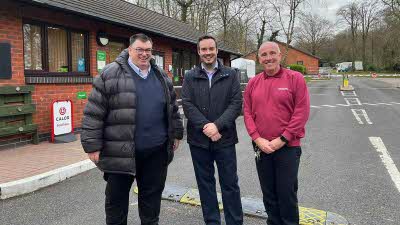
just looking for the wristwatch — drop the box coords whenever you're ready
[280,135,289,144]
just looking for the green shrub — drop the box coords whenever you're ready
[287,64,307,74]
[366,64,377,71]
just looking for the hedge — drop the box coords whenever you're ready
[287,64,306,74]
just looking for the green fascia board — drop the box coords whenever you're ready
[0,86,35,94]
[0,124,38,137]
[0,104,36,117]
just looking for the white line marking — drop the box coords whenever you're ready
[363,103,378,106]
[308,87,339,89]
[369,137,400,193]
[310,105,322,108]
[377,103,393,105]
[341,91,357,97]
[336,104,350,106]
[321,105,337,108]
[351,109,364,124]
[351,109,373,124]
[390,102,400,104]
[345,98,362,106]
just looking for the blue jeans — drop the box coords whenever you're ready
[189,144,243,225]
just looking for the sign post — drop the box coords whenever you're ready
[51,100,76,143]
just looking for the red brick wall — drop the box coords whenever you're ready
[244,43,319,74]
[1,0,232,142]
[0,1,25,85]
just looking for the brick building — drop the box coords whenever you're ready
[243,41,320,74]
[0,0,239,148]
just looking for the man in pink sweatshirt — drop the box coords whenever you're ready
[243,41,310,225]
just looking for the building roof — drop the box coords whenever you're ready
[243,41,320,60]
[22,0,239,56]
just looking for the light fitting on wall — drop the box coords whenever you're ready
[96,31,109,46]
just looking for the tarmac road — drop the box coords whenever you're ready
[1,77,399,225]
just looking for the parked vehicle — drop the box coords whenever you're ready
[335,61,363,72]
[232,58,256,79]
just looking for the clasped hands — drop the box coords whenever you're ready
[254,137,286,154]
[203,123,221,142]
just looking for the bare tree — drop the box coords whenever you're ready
[175,0,195,22]
[295,13,333,56]
[158,0,172,16]
[268,0,306,65]
[337,2,360,71]
[382,0,400,19]
[216,0,253,42]
[188,0,217,33]
[256,4,278,50]
[358,0,381,67]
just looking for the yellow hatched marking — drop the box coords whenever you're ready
[299,207,327,225]
[180,189,223,210]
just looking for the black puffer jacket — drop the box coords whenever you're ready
[81,49,183,175]
[181,61,242,149]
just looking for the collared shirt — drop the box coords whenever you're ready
[128,57,151,79]
[201,61,218,87]
[263,66,283,79]
[243,68,310,147]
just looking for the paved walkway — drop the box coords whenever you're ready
[0,135,93,199]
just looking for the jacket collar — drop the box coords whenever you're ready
[193,59,228,79]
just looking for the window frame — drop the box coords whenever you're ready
[23,19,90,77]
[152,50,165,70]
[107,36,129,63]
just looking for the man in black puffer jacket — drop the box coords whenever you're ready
[81,33,183,225]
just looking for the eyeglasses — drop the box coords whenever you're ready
[134,48,153,54]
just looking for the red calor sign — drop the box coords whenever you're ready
[51,100,74,142]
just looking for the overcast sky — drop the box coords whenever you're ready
[309,0,352,22]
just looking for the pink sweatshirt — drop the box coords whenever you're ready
[243,68,310,147]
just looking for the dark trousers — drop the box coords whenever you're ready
[190,144,243,225]
[104,144,168,225]
[256,146,301,225]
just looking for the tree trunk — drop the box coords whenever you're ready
[257,20,266,50]
[181,6,188,22]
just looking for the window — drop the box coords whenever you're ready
[47,27,68,72]
[71,32,86,72]
[23,24,42,70]
[153,52,165,70]
[297,61,304,65]
[23,21,88,75]
[108,41,126,63]
[172,49,199,85]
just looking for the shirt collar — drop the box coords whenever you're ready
[201,61,219,72]
[263,66,283,79]
[128,57,151,79]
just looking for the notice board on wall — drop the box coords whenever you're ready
[0,43,12,79]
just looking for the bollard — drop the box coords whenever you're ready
[342,74,349,87]
[340,74,354,91]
